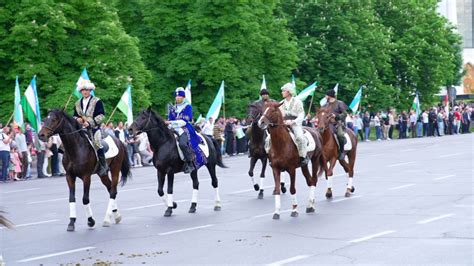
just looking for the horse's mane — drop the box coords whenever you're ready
[146,109,173,139]
[50,109,81,130]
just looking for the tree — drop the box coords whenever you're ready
[283,0,395,111]
[116,0,298,118]
[0,0,151,123]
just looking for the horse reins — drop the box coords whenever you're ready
[43,115,85,136]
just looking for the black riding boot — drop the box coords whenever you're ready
[338,136,346,160]
[179,134,196,174]
[97,148,109,176]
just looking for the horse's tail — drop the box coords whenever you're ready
[0,211,13,229]
[120,142,131,186]
[211,138,227,168]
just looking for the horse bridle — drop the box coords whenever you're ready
[43,114,88,136]
[259,107,285,128]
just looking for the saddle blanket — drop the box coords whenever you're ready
[334,133,353,151]
[177,133,210,161]
[265,128,316,154]
[102,136,119,159]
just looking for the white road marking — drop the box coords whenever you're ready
[417,214,454,224]
[0,219,59,230]
[267,254,311,266]
[17,246,96,263]
[120,185,156,192]
[124,199,188,211]
[331,195,362,203]
[158,224,214,236]
[3,188,40,194]
[387,162,415,167]
[433,174,455,181]
[388,184,416,190]
[349,230,396,243]
[439,153,463,158]
[401,149,415,152]
[229,186,273,195]
[251,209,292,219]
[27,197,68,204]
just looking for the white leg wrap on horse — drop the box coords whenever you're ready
[84,203,93,218]
[250,176,256,185]
[106,199,114,215]
[69,202,77,218]
[192,189,199,203]
[274,195,281,213]
[347,177,353,188]
[309,186,316,201]
[214,188,221,203]
[291,194,298,206]
[260,177,265,189]
[326,176,333,188]
[160,194,168,205]
[167,194,174,207]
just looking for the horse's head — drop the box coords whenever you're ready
[247,102,264,124]
[258,102,284,130]
[129,107,168,137]
[316,107,336,134]
[39,109,70,141]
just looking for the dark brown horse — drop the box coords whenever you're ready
[258,102,325,219]
[39,109,130,231]
[316,107,358,198]
[247,102,286,199]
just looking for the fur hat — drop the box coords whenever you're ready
[326,89,336,98]
[76,80,96,91]
[281,83,296,96]
[173,87,186,97]
[260,89,269,96]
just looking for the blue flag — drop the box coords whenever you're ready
[349,86,363,113]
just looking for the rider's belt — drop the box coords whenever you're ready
[284,115,297,120]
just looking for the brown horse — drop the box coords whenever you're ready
[39,109,131,231]
[247,102,286,199]
[316,107,357,198]
[258,102,325,219]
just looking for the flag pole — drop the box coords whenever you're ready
[307,94,315,115]
[105,105,119,125]
[63,92,75,110]
[5,112,14,126]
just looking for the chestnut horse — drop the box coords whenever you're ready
[258,102,325,219]
[39,109,130,231]
[247,102,286,199]
[316,107,358,198]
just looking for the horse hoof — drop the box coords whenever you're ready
[325,193,332,199]
[272,213,280,220]
[281,184,287,194]
[189,203,197,213]
[114,214,122,224]
[214,206,221,211]
[351,186,355,193]
[102,221,111,227]
[345,192,351,197]
[164,208,173,217]
[87,217,95,227]
[248,171,254,177]
[254,184,260,191]
[173,202,178,209]
[67,224,75,232]
[258,190,264,199]
[291,211,299,217]
[306,207,315,213]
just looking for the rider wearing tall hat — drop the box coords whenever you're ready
[73,80,108,176]
[279,82,309,165]
[165,87,200,174]
[323,89,348,160]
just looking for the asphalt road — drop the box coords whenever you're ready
[1,134,473,265]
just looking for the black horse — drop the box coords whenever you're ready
[39,109,131,231]
[130,108,226,217]
[247,102,286,199]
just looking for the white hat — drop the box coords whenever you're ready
[281,82,296,96]
[77,80,96,91]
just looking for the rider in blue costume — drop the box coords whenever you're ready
[166,87,207,173]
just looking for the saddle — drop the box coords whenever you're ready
[333,132,353,151]
[175,133,210,161]
[264,127,316,154]
[84,130,119,159]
